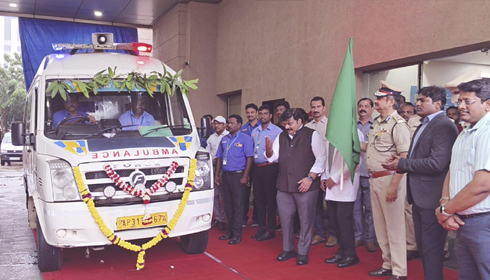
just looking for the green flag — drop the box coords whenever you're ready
[326,38,360,182]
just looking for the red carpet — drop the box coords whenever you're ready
[40,224,459,279]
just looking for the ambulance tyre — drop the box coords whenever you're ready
[180,230,209,254]
[37,217,63,272]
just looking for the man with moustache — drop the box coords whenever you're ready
[354,97,377,252]
[206,116,229,231]
[241,103,260,227]
[266,108,326,265]
[215,115,254,245]
[400,103,416,122]
[362,81,411,280]
[275,101,290,130]
[446,106,463,133]
[118,93,155,131]
[436,79,490,280]
[250,105,282,241]
[305,96,333,247]
[53,94,97,128]
[383,86,458,280]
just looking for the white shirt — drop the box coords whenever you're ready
[321,129,364,202]
[305,116,328,141]
[449,112,490,215]
[266,126,326,174]
[206,130,230,160]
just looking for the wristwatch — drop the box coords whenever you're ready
[440,204,453,217]
[307,175,314,181]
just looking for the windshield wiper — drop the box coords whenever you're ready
[141,125,170,137]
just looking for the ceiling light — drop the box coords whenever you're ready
[94,11,103,17]
[9,3,17,7]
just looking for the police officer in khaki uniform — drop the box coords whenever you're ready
[363,81,411,280]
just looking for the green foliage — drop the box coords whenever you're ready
[0,53,26,133]
[46,64,199,100]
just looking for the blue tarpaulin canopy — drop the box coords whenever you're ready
[19,18,138,90]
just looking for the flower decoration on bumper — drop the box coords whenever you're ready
[74,158,197,270]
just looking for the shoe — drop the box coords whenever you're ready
[252,228,266,239]
[219,233,232,240]
[251,220,259,227]
[276,250,297,261]
[211,220,218,227]
[257,231,275,241]
[406,250,419,261]
[325,254,343,264]
[275,223,281,231]
[366,241,377,252]
[386,276,407,280]
[337,256,359,268]
[311,234,327,245]
[325,236,338,247]
[355,239,365,248]
[218,222,227,231]
[444,250,450,261]
[296,254,309,265]
[228,237,241,245]
[369,267,392,277]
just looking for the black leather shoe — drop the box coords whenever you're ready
[219,233,232,240]
[257,231,275,241]
[276,250,297,261]
[228,237,241,245]
[252,228,266,239]
[296,254,309,265]
[337,256,359,268]
[325,254,343,264]
[369,267,392,277]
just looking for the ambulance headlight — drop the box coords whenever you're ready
[193,152,212,190]
[49,160,81,201]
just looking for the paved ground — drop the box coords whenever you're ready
[0,163,43,280]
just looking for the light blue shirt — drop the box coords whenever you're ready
[410,110,444,156]
[241,121,260,136]
[118,110,155,131]
[357,118,373,177]
[53,109,89,128]
[449,112,490,215]
[251,122,282,164]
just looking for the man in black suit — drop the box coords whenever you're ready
[383,86,458,280]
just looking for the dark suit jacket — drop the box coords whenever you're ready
[398,113,458,209]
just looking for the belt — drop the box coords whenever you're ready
[255,162,276,167]
[222,170,243,175]
[457,211,490,219]
[368,170,395,179]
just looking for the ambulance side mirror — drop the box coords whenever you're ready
[200,117,212,139]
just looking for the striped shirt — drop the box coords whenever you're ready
[449,111,490,215]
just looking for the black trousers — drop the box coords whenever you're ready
[327,200,356,258]
[222,172,246,238]
[243,169,257,224]
[412,203,447,280]
[252,164,279,230]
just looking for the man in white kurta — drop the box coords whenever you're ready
[323,129,363,268]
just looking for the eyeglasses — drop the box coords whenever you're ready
[455,99,480,106]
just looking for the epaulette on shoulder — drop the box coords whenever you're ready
[392,114,406,124]
[374,116,381,121]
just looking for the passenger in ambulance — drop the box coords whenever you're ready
[53,94,97,129]
[118,93,155,131]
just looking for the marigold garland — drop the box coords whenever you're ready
[74,158,197,270]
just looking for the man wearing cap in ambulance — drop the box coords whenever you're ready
[362,81,411,280]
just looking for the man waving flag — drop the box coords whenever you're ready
[325,38,361,182]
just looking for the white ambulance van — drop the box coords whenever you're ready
[11,33,213,272]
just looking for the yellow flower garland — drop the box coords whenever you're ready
[74,158,197,270]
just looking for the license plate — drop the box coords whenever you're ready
[10,157,20,160]
[116,212,167,230]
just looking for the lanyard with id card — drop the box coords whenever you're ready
[254,130,265,159]
[223,132,241,166]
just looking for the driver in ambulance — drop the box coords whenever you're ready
[53,94,97,129]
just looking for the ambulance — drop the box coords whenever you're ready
[11,33,213,272]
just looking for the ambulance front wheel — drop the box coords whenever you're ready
[36,217,63,272]
[180,229,209,254]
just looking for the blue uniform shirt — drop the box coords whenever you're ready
[216,132,254,171]
[53,109,89,128]
[118,110,155,131]
[241,121,260,136]
[251,123,282,164]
